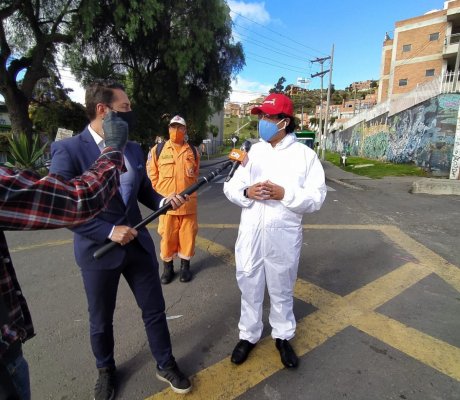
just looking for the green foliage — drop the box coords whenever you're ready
[2,0,243,146]
[370,80,379,89]
[223,116,258,141]
[67,0,245,147]
[0,0,80,138]
[77,56,123,87]
[270,77,286,94]
[325,152,427,179]
[0,134,10,151]
[209,124,219,138]
[30,100,88,139]
[6,133,48,173]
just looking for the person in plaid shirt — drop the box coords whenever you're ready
[0,112,128,400]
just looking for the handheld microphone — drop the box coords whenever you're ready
[225,140,252,182]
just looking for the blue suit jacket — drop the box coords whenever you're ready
[49,128,163,270]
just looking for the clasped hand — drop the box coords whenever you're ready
[246,180,284,201]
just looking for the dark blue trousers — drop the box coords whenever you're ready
[81,242,173,369]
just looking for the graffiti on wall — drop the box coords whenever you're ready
[331,94,460,175]
[450,112,460,179]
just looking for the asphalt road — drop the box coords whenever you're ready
[5,165,460,400]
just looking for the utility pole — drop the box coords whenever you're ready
[297,77,310,130]
[311,55,331,157]
[322,44,335,161]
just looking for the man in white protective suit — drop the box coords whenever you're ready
[223,93,327,369]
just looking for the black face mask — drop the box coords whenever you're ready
[115,110,136,133]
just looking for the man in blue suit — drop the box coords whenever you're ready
[49,80,192,399]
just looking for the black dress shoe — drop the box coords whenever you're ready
[231,340,256,365]
[275,339,298,368]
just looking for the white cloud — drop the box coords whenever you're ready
[228,1,270,24]
[229,76,271,103]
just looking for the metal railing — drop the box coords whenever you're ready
[339,99,390,130]
[337,71,460,131]
[389,71,460,115]
[445,33,460,45]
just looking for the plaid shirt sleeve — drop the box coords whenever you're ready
[0,148,123,230]
[0,148,123,359]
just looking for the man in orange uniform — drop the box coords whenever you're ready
[146,115,200,283]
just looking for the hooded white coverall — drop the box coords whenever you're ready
[223,133,327,343]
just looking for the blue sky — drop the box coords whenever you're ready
[228,0,444,103]
[0,0,445,105]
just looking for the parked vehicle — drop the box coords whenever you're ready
[294,130,316,149]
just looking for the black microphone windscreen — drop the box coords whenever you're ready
[240,140,252,152]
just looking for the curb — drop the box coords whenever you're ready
[326,177,364,191]
[411,178,460,195]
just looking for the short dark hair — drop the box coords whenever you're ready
[278,113,296,133]
[85,80,125,121]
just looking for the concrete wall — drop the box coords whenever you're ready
[330,93,460,176]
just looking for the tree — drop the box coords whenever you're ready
[0,0,79,140]
[1,0,244,147]
[30,99,87,139]
[209,124,219,138]
[269,77,286,94]
[67,0,245,145]
[78,55,123,88]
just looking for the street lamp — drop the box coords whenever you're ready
[297,77,310,130]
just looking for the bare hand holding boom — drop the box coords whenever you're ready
[93,159,234,259]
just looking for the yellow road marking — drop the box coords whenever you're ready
[9,239,73,252]
[355,312,460,380]
[194,236,235,266]
[149,336,285,400]
[6,224,459,395]
[148,224,459,399]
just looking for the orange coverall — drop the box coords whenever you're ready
[146,140,200,261]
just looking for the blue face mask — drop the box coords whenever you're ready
[258,119,286,142]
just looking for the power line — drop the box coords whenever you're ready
[244,55,307,74]
[245,50,308,72]
[233,22,320,59]
[229,9,328,56]
[234,31,309,62]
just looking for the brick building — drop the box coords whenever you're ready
[378,0,460,102]
[315,94,377,124]
[350,80,374,91]
[224,102,242,118]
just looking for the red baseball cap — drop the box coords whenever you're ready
[251,93,294,117]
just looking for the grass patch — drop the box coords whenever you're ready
[223,115,258,143]
[325,152,427,179]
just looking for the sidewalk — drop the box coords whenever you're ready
[200,155,460,196]
[321,160,460,196]
[199,155,228,169]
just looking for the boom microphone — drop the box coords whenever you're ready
[93,159,233,260]
[225,140,252,182]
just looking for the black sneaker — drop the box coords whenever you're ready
[94,366,116,400]
[156,360,192,394]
